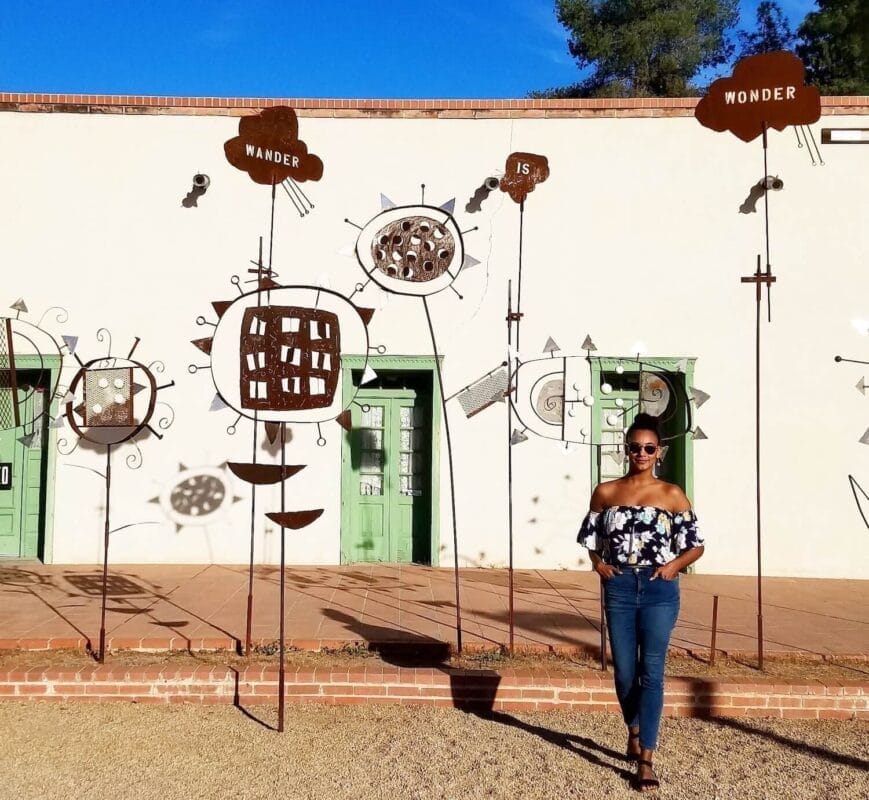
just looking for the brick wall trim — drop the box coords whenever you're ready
[0,93,867,119]
[1,664,864,720]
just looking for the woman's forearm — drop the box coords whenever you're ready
[672,546,704,571]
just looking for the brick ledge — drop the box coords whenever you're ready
[0,94,867,119]
[0,664,864,720]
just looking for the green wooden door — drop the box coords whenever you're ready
[590,358,695,501]
[342,379,433,564]
[0,385,48,558]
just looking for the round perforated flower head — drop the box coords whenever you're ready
[355,205,467,297]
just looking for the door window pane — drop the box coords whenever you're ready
[360,449,383,473]
[360,475,383,496]
[359,429,383,450]
[361,405,384,428]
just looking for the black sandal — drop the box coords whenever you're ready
[626,731,641,760]
[634,759,660,792]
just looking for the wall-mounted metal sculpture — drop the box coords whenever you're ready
[0,300,67,440]
[58,332,174,662]
[346,187,484,653]
[697,50,821,672]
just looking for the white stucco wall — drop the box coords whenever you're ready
[0,105,866,578]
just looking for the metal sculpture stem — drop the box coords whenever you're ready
[277,423,286,732]
[506,284,515,653]
[421,296,463,653]
[762,124,772,323]
[245,418,257,656]
[6,318,20,428]
[98,444,112,663]
[754,253,764,672]
[516,200,525,354]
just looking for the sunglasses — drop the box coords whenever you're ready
[626,443,658,455]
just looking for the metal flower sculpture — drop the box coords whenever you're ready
[345,187,483,652]
[59,331,174,662]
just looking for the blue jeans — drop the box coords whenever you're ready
[603,566,680,751]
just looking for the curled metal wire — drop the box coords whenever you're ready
[155,401,175,430]
[96,328,112,357]
[57,436,80,456]
[125,439,144,470]
[147,360,166,374]
[36,306,69,328]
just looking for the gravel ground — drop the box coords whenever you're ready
[1,703,866,800]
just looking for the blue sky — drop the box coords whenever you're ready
[0,1,819,98]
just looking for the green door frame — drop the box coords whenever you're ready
[589,357,696,503]
[340,355,442,566]
[2,354,62,561]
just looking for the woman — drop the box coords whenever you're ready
[578,413,704,792]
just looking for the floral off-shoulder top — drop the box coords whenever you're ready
[577,505,704,567]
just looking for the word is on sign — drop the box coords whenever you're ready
[695,50,820,143]
[0,463,11,491]
[498,152,550,204]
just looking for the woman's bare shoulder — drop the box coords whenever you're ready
[590,479,623,511]
[659,481,692,513]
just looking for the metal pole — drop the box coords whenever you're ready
[278,423,286,732]
[506,282,515,654]
[710,594,719,666]
[245,420,257,656]
[755,254,764,672]
[98,444,111,663]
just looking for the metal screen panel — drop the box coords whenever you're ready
[457,367,508,418]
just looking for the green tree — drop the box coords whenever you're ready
[737,1,796,58]
[796,0,869,94]
[533,0,739,98]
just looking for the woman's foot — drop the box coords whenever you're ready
[634,759,660,792]
[626,729,641,760]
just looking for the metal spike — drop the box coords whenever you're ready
[581,335,597,352]
[691,387,711,408]
[543,336,560,354]
[209,394,228,412]
[361,365,379,386]
[380,193,396,210]
[510,429,529,445]
[608,451,625,466]
[17,432,36,447]
[675,358,688,373]
[61,335,79,354]
[462,253,481,270]
[439,198,456,214]
[860,428,869,446]
[857,377,866,395]
[692,427,708,441]
[131,383,146,395]
[50,416,65,429]
[10,298,28,313]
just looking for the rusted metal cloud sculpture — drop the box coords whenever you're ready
[696,50,822,672]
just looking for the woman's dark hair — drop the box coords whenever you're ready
[626,413,661,442]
